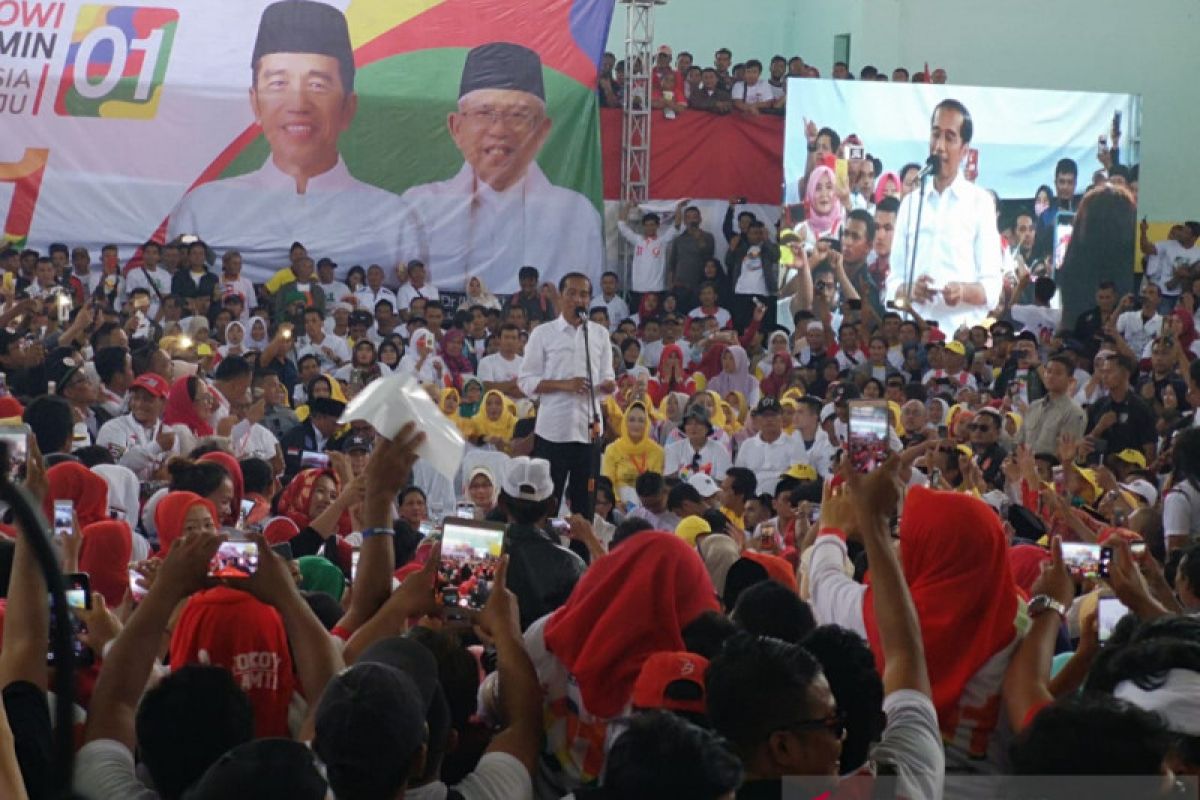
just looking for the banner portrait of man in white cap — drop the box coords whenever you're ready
[394,41,604,294]
[167,0,404,281]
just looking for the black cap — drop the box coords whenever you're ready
[753,397,782,416]
[358,637,452,769]
[314,663,427,783]
[46,349,84,393]
[458,42,545,101]
[309,397,346,418]
[316,257,336,269]
[252,1,355,92]
[349,309,373,327]
[341,432,373,454]
[183,739,327,800]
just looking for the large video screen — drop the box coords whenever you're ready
[783,81,1140,327]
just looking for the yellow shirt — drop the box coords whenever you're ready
[264,267,295,294]
[720,507,745,531]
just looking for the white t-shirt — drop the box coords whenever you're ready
[1011,304,1062,340]
[477,352,524,385]
[687,306,732,329]
[230,419,279,462]
[294,333,351,371]
[1164,482,1200,542]
[733,246,768,296]
[397,281,441,310]
[74,739,159,800]
[732,79,775,105]
[1116,310,1163,358]
[1146,239,1200,297]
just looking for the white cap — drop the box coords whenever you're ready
[819,403,836,423]
[1121,479,1159,508]
[501,457,554,502]
[687,472,720,498]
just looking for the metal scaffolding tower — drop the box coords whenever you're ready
[617,0,664,289]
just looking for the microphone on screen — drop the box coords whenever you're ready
[918,154,941,179]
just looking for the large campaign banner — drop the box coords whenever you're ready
[0,0,614,291]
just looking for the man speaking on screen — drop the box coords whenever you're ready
[394,42,604,294]
[167,0,403,279]
[886,99,1003,333]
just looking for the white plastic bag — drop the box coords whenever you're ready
[338,372,465,480]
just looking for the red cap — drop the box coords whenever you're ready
[130,372,169,399]
[631,651,709,715]
[926,326,946,343]
[0,397,25,420]
[263,516,300,545]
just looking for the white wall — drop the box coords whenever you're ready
[607,0,1196,219]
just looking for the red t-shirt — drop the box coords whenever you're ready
[169,587,295,737]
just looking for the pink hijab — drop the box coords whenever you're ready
[874,171,902,205]
[804,164,845,238]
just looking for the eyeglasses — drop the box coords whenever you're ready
[461,107,541,130]
[969,423,994,432]
[779,712,846,739]
[814,281,832,291]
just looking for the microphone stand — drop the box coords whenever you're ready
[578,307,601,518]
[903,158,936,313]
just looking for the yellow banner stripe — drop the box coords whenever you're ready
[345,0,444,49]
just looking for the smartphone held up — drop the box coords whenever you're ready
[847,400,890,474]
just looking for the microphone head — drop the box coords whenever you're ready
[926,154,941,171]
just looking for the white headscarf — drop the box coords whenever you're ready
[247,317,271,350]
[219,321,246,357]
[94,464,151,560]
[461,276,501,310]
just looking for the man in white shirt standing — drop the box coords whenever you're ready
[96,372,189,479]
[735,397,804,496]
[732,59,779,115]
[617,200,685,305]
[1141,220,1199,313]
[316,257,352,307]
[887,99,1004,334]
[477,322,525,400]
[295,306,351,371]
[790,396,837,479]
[396,260,441,310]
[518,272,616,518]
[123,240,171,317]
[598,270,630,331]
[354,264,398,313]
[1116,281,1163,359]
[664,406,731,480]
[218,250,257,322]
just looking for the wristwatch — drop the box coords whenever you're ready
[1028,594,1067,620]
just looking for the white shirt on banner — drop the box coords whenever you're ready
[518,315,615,445]
[617,220,680,293]
[167,157,404,283]
[394,162,603,295]
[886,175,1003,334]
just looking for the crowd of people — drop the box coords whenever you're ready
[0,45,1198,800]
[597,46,951,116]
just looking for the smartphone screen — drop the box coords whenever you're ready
[301,451,330,470]
[48,573,93,666]
[455,502,476,520]
[848,400,890,473]
[440,518,505,610]
[129,567,149,602]
[350,547,360,582]
[1061,542,1102,579]
[0,425,29,479]
[1098,596,1130,643]
[1099,546,1113,579]
[209,540,259,579]
[54,499,74,538]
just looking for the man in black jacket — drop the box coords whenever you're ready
[725,221,780,331]
[280,396,346,480]
[498,456,585,630]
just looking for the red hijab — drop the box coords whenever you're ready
[154,491,218,556]
[648,344,694,405]
[696,342,728,380]
[741,550,799,593]
[80,521,133,606]
[198,451,244,526]
[43,463,109,528]
[162,376,213,437]
[1007,544,1050,597]
[864,486,1019,737]
[543,532,719,718]
[759,352,793,399]
[276,468,339,530]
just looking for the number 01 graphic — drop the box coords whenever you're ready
[56,7,179,119]
[0,148,49,248]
